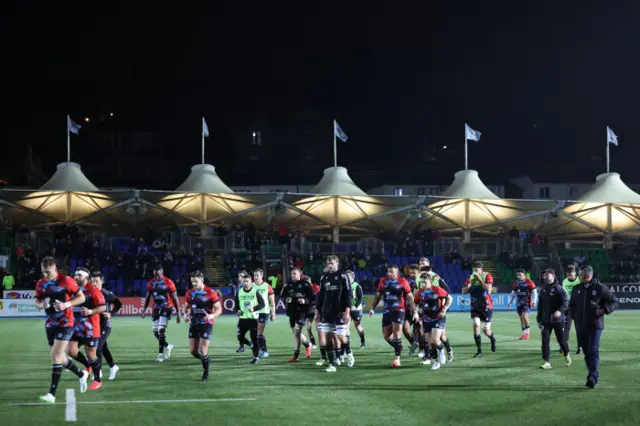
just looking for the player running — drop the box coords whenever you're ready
[414,272,452,370]
[418,258,454,362]
[508,269,537,340]
[236,273,266,364]
[462,261,497,358]
[281,268,315,362]
[141,266,181,362]
[316,255,354,372]
[184,270,222,381]
[346,270,366,348]
[253,269,276,358]
[369,265,415,367]
[67,268,106,390]
[91,271,122,381]
[304,276,319,348]
[35,257,89,403]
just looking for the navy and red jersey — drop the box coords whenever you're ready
[71,283,106,338]
[465,273,494,311]
[101,288,122,329]
[512,279,536,308]
[407,279,418,291]
[414,286,449,321]
[185,286,220,325]
[36,274,81,328]
[147,277,177,309]
[376,277,412,313]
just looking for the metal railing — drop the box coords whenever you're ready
[357,237,386,256]
[527,244,542,284]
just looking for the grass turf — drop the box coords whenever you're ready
[1,312,639,426]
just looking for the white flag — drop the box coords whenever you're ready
[202,117,210,137]
[607,126,618,146]
[67,116,81,135]
[465,123,481,142]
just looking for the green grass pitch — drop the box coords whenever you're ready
[1,312,639,426]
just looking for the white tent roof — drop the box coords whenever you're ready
[40,162,99,192]
[441,169,500,200]
[310,167,367,197]
[175,164,234,193]
[576,172,640,204]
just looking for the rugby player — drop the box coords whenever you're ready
[236,273,267,364]
[35,257,89,403]
[414,272,452,370]
[507,269,537,340]
[461,261,496,358]
[253,269,276,358]
[418,258,453,361]
[184,270,222,381]
[67,267,106,390]
[304,276,319,348]
[562,265,583,355]
[403,265,420,355]
[369,265,415,367]
[141,266,181,362]
[281,268,315,362]
[346,270,365,348]
[235,271,252,353]
[91,271,122,381]
[316,255,354,372]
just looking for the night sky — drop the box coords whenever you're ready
[3,3,640,189]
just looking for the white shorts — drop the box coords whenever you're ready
[317,322,348,336]
[152,316,169,331]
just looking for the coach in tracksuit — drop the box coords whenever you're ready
[569,265,618,389]
[536,269,571,368]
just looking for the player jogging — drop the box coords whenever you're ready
[67,267,106,390]
[141,266,181,362]
[403,265,420,355]
[418,257,453,362]
[316,255,354,372]
[253,269,276,358]
[91,271,122,381]
[35,256,89,403]
[369,265,415,367]
[462,261,497,358]
[281,267,315,362]
[508,269,537,340]
[236,273,266,364]
[414,272,452,370]
[184,270,222,381]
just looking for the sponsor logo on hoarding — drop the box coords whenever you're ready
[3,290,36,299]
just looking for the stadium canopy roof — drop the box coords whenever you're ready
[541,172,640,237]
[4,162,118,226]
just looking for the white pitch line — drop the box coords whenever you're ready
[65,389,77,422]
[9,397,257,407]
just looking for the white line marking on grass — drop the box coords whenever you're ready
[9,397,256,407]
[65,389,77,422]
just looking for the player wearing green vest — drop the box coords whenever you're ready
[235,272,266,364]
[347,270,366,348]
[562,264,583,355]
[253,269,276,358]
[418,257,453,362]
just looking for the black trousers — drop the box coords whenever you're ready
[238,318,259,358]
[563,313,582,349]
[541,322,569,362]
[97,326,112,364]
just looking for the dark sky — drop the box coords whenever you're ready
[3,3,640,188]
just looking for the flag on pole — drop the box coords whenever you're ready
[202,117,210,137]
[465,123,481,142]
[67,116,81,135]
[607,126,618,146]
[335,120,348,142]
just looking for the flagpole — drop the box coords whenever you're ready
[464,124,468,170]
[202,117,205,165]
[333,120,337,167]
[606,127,610,173]
[67,114,71,163]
